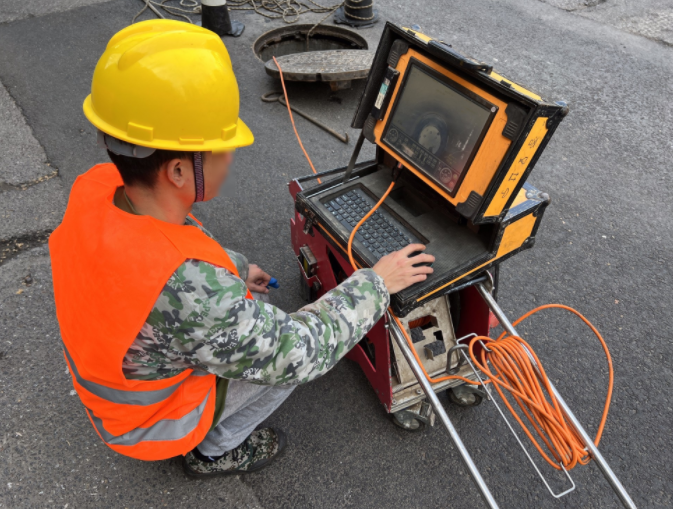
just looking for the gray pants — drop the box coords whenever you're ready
[197,381,294,456]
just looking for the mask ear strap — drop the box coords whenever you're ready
[193,152,205,202]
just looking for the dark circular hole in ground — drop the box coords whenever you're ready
[253,24,368,63]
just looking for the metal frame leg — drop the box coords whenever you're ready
[388,314,500,509]
[475,283,637,509]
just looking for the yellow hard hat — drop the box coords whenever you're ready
[83,19,253,153]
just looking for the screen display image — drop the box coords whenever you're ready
[383,62,497,195]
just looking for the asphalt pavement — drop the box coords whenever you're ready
[0,0,672,507]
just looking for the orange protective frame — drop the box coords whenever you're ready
[373,49,513,208]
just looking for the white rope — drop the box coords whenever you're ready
[132,0,202,24]
[133,0,345,26]
[228,0,343,24]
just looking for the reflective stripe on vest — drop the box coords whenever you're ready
[63,345,189,406]
[85,389,212,446]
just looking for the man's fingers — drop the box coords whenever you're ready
[408,253,434,264]
[255,270,271,283]
[247,264,271,287]
[399,243,426,256]
[249,283,270,293]
[410,265,434,275]
[255,275,271,286]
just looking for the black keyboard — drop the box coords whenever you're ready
[324,188,423,260]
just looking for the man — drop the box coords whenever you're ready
[50,19,434,478]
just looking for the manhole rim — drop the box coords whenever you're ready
[252,24,369,64]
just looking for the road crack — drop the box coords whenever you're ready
[0,231,51,266]
[0,169,59,192]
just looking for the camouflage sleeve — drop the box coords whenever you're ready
[144,259,389,385]
[223,248,249,282]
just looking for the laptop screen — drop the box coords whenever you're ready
[382,61,497,196]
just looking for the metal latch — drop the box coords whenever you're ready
[303,216,315,236]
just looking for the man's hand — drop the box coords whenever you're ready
[372,244,434,294]
[246,264,272,294]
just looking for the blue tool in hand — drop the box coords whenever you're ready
[267,277,279,289]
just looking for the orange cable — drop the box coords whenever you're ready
[509,305,613,445]
[346,181,396,270]
[275,54,613,473]
[273,56,320,183]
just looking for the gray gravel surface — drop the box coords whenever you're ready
[0,82,54,187]
[539,0,673,46]
[0,179,67,244]
[0,0,115,24]
[0,0,671,507]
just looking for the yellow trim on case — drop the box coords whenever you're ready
[484,117,548,217]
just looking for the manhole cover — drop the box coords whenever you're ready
[254,24,371,90]
[265,49,375,86]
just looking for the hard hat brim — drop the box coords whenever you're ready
[83,94,254,153]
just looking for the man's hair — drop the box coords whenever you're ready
[107,149,192,188]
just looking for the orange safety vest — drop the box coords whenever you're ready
[49,163,252,461]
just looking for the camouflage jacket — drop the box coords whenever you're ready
[122,217,389,385]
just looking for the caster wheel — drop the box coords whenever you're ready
[391,411,425,432]
[448,387,483,407]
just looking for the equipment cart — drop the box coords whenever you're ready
[288,23,636,508]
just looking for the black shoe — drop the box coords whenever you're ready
[183,428,287,478]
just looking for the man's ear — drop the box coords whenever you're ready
[164,158,187,189]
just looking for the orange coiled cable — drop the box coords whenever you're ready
[465,304,613,470]
[392,305,613,471]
